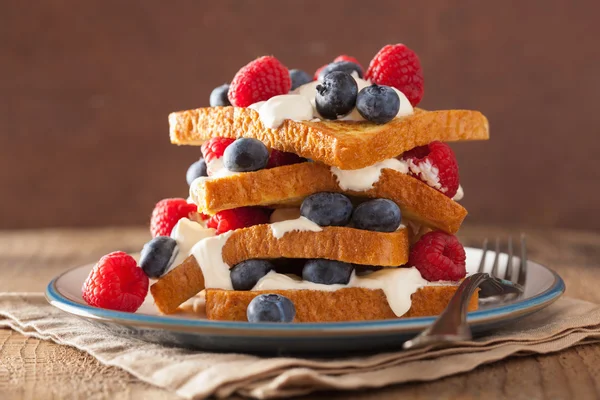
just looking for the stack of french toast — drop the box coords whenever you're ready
[81,44,489,323]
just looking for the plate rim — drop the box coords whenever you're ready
[45,248,566,338]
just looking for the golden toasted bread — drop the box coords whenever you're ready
[151,225,409,314]
[204,287,479,322]
[169,107,489,169]
[223,224,409,267]
[191,162,466,234]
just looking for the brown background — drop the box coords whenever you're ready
[1,0,599,230]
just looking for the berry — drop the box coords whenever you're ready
[315,71,358,119]
[300,192,353,227]
[206,207,270,234]
[402,141,459,198]
[201,137,235,164]
[365,44,424,106]
[302,259,354,285]
[140,236,178,278]
[228,56,291,107]
[356,84,400,124]
[186,158,208,185]
[150,198,198,237]
[351,199,401,232]
[318,61,363,81]
[247,294,296,323]
[333,55,363,71]
[82,251,149,312]
[266,149,305,169]
[313,63,328,81]
[408,231,466,281]
[289,69,312,90]
[230,259,275,290]
[223,138,269,172]
[209,83,231,107]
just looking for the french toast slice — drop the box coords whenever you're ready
[204,287,479,322]
[151,225,410,314]
[169,107,489,169]
[191,162,467,234]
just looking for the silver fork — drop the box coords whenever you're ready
[403,235,527,350]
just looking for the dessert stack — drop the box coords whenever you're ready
[81,44,489,323]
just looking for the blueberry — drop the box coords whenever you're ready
[356,84,400,124]
[351,199,401,232]
[315,71,358,120]
[247,294,296,323]
[302,259,354,285]
[289,69,312,91]
[317,61,363,81]
[223,138,269,172]
[300,192,353,226]
[230,259,275,290]
[209,83,231,107]
[186,158,207,185]
[140,236,178,278]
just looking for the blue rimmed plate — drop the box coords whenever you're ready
[46,247,565,355]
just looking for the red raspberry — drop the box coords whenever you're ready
[207,207,270,234]
[150,198,198,237]
[408,231,466,282]
[402,141,459,198]
[266,150,306,169]
[201,137,235,165]
[333,55,364,72]
[228,56,291,107]
[365,44,424,106]
[313,64,328,81]
[82,251,149,312]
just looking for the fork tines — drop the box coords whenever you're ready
[477,235,527,287]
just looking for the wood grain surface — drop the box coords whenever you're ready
[1,225,599,399]
[2,1,600,230]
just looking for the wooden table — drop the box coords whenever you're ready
[1,226,599,399]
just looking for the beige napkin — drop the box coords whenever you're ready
[1,293,599,399]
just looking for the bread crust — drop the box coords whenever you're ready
[169,107,489,169]
[151,226,409,314]
[205,286,479,321]
[223,224,409,267]
[191,162,467,234]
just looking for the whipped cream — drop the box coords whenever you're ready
[253,267,428,317]
[269,216,323,239]
[453,185,464,201]
[331,158,409,191]
[251,95,314,129]
[249,73,414,129]
[169,218,216,273]
[190,231,234,290]
[206,157,239,179]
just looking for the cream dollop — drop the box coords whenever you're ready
[331,158,409,191]
[206,157,240,179]
[252,95,314,129]
[249,74,414,129]
[453,185,464,201]
[189,231,234,290]
[269,216,323,239]
[169,218,216,273]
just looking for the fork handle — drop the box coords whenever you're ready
[424,272,489,337]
